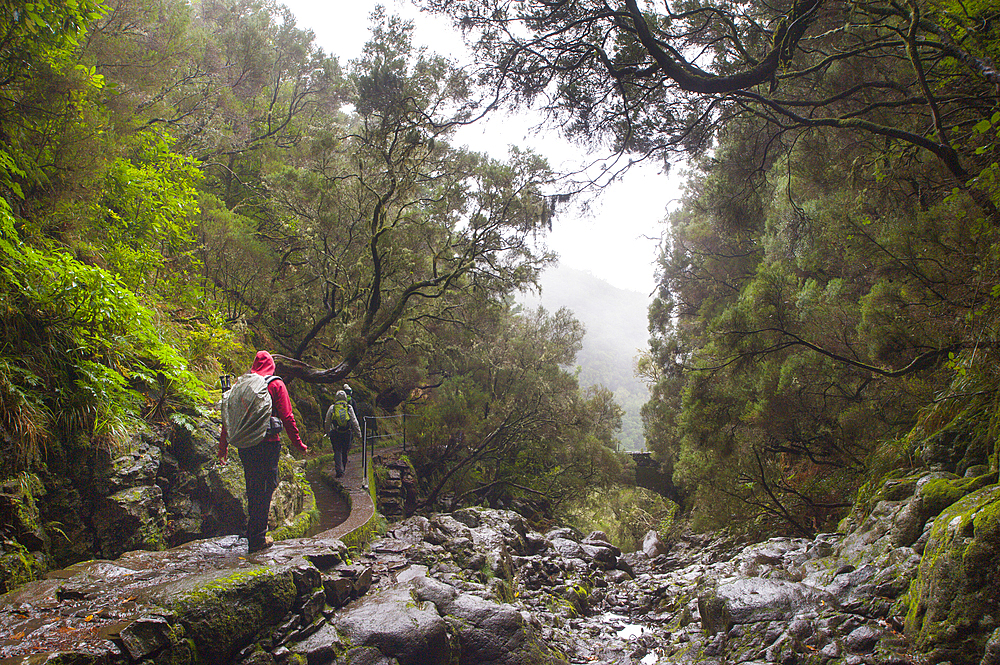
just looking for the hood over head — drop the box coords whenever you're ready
[251,350,276,376]
[335,390,348,401]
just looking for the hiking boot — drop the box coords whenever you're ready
[249,535,273,553]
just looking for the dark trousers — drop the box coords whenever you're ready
[329,430,350,477]
[238,439,281,546]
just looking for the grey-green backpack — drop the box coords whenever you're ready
[221,373,281,448]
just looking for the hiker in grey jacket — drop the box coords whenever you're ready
[325,389,362,478]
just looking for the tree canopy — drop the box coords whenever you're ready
[422,0,1000,187]
[419,0,1000,532]
[0,0,626,517]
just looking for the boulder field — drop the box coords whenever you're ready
[2,467,1000,664]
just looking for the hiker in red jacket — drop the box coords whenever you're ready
[218,351,308,552]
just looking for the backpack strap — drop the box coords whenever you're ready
[264,375,282,416]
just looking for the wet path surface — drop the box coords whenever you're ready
[0,453,375,661]
[314,448,376,540]
[0,536,262,658]
[0,535,351,661]
[305,465,350,536]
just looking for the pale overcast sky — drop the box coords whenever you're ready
[281,0,678,295]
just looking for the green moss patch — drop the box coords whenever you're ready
[168,566,298,662]
[272,466,318,541]
[905,483,1000,663]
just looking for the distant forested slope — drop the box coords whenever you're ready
[519,265,651,451]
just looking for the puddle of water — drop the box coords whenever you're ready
[618,624,645,640]
[592,612,659,662]
[597,612,648,641]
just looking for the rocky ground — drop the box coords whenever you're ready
[3,412,1000,665]
[342,509,910,665]
[0,421,314,593]
[3,463,1000,665]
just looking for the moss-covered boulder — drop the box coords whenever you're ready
[904,483,1000,664]
[0,535,350,664]
[916,410,993,475]
[838,471,995,566]
[147,563,301,663]
[0,540,45,595]
[269,453,317,540]
[91,485,168,559]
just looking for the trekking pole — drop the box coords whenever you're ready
[361,416,371,492]
[219,374,235,393]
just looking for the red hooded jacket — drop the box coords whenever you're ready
[219,351,307,458]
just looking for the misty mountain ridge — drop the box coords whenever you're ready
[518,265,651,451]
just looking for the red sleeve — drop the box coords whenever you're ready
[269,380,306,451]
[219,424,228,458]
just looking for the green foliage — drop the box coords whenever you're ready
[558,485,678,552]
[0,236,212,471]
[1,1,106,83]
[643,109,988,535]
[85,131,202,299]
[406,303,627,513]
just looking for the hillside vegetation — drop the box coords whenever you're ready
[4,0,1000,601]
[0,0,627,586]
[519,265,651,451]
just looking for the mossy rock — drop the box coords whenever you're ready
[0,540,44,594]
[904,483,1000,664]
[0,473,51,590]
[919,473,996,517]
[341,512,387,551]
[271,466,318,541]
[92,485,169,559]
[159,565,299,663]
[917,411,992,475]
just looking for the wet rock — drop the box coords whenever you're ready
[838,471,995,568]
[149,566,299,662]
[0,534,365,664]
[451,508,483,528]
[845,624,881,652]
[332,585,451,665]
[92,485,168,559]
[410,573,544,665]
[524,530,549,554]
[170,420,221,470]
[1,475,49,554]
[344,647,399,664]
[117,615,175,660]
[323,574,354,607]
[287,622,344,662]
[431,514,474,542]
[904,484,1000,664]
[642,530,669,558]
[550,537,585,560]
[581,542,617,566]
[703,577,835,628]
[982,627,1000,665]
[544,526,580,541]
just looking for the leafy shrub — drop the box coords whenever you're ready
[559,485,679,552]
[0,237,211,473]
